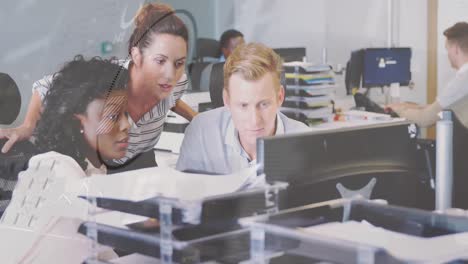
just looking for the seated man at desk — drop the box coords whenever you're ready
[387,22,468,127]
[176,43,309,174]
[219,29,245,62]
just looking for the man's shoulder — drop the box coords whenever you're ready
[190,107,231,128]
[29,151,82,169]
[25,151,85,180]
[279,112,310,133]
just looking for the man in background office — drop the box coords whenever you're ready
[176,43,309,174]
[388,22,468,127]
[219,29,245,62]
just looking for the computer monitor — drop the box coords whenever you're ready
[273,47,306,62]
[362,48,411,87]
[257,121,426,209]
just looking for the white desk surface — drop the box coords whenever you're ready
[154,150,179,168]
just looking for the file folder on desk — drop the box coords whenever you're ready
[283,62,332,74]
[286,76,334,86]
[285,84,336,97]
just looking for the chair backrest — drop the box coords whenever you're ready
[208,62,225,108]
[188,62,211,91]
[195,38,221,62]
[345,49,364,95]
[0,73,21,125]
[450,110,468,209]
[412,106,468,209]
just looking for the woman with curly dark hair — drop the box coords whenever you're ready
[0,56,129,263]
[35,55,130,170]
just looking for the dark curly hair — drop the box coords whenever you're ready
[35,55,129,169]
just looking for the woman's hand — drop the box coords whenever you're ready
[0,125,34,153]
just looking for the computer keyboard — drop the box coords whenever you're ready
[353,93,399,118]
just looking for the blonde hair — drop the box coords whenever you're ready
[223,42,283,93]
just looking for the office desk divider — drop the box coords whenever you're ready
[239,198,468,264]
[80,181,288,264]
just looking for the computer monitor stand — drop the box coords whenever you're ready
[387,82,401,104]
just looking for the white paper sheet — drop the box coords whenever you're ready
[77,165,260,202]
[301,221,468,263]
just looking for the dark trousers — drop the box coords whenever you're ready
[107,150,157,174]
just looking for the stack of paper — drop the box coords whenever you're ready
[77,166,261,202]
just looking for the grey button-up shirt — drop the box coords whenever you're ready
[176,107,309,174]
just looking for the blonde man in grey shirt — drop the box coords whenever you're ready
[176,43,309,175]
[388,22,468,127]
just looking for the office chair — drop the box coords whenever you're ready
[450,109,468,209]
[344,49,364,95]
[195,38,221,63]
[426,111,468,210]
[0,73,36,217]
[412,105,468,210]
[0,73,21,125]
[208,62,225,108]
[188,62,211,91]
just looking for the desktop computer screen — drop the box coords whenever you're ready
[257,122,423,208]
[362,48,411,87]
[273,47,306,62]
